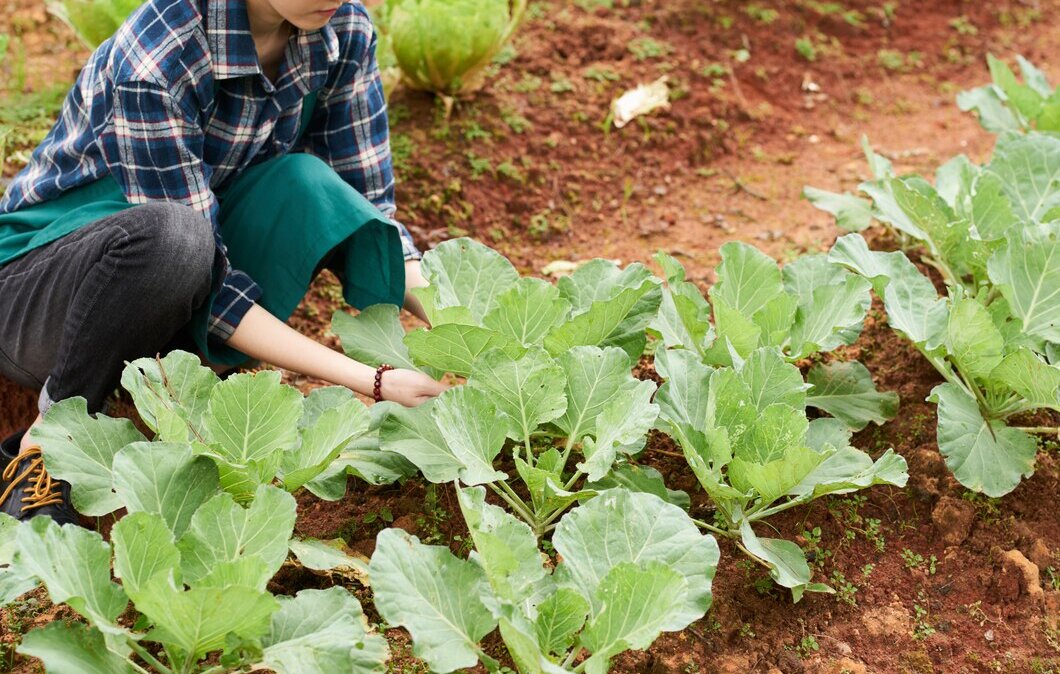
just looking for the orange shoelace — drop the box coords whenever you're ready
[1,446,64,512]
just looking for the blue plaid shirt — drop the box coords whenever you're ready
[0,0,419,344]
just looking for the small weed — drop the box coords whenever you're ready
[462,121,492,143]
[738,622,756,638]
[414,484,449,545]
[496,161,525,183]
[796,635,820,657]
[512,73,543,93]
[795,37,817,62]
[466,152,493,178]
[549,73,575,94]
[1046,566,1059,592]
[912,592,936,641]
[949,15,978,35]
[831,570,858,606]
[862,563,875,578]
[744,4,779,23]
[583,65,620,82]
[628,37,673,61]
[500,107,532,133]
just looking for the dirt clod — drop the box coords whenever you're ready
[1027,538,1053,571]
[861,604,912,640]
[997,549,1043,604]
[931,496,976,547]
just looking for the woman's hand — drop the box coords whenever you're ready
[380,368,450,407]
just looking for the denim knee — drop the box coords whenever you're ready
[125,202,215,299]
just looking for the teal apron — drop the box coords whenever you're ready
[0,91,405,367]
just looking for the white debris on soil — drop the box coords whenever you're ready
[611,76,670,128]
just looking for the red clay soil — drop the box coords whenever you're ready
[2,1,1059,673]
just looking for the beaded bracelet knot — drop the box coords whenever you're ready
[373,364,394,402]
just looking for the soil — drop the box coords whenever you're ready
[2,1,1059,673]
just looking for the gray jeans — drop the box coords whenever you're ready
[0,202,215,416]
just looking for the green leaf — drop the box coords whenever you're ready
[421,237,520,322]
[711,241,786,319]
[370,528,497,673]
[289,539,369,581]
[405,323,519,376]
[829,234,947,349]
[553,346,642,444]
[120,350,218,442]
[731,404,809,464]
[738,521,819,597]
[177,485,297,586]
[545,262,662,361]
[281,389,371,492]
[739,348,807,411]
[469,346,568,443]
[984,132,1060,223]
[957,85,1022,133]
[579,562,687,674]
[928,383,1038,497]
[653,349,712,459]
[535,588,590,656]
[203,371,304,498]
[30,397,147,516]
[552,489,718,630]
[587,463,690,511]
[987,222,1060,343]
[457,486,547,603]
[944,296,1004,383]
[0,515,36,605]
[515,453,595,516]
[578,379,658,481]
[788,275,872,358]
[789,447,908,498]
[332,304,420,371]
[989,348,1060,408]
[431,386,508,485]
[17,622,134,674]
[802,186,873,231]
[262,587,388,674]
[111,512,180,598]
[805,361,899,431]
[729,443,826,505]
[379,400,463,483]
[483,277,572,346]
[15,517,127,626]
[134,571,279,659]
[112,442,220,538]
[987,54,1044,125]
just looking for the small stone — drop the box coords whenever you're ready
[828,658,868,674]
[717,654,753,674]
[835,641,853,656]
[984,629,995,642]
[391,515,418,535]
[931,496,975,546]
[776,650,805,674]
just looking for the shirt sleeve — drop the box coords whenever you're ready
[97,80,263,344]
[301,18,421,261]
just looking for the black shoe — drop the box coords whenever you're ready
[1,429,78,526]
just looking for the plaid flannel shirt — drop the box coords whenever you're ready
[0,0,419,344]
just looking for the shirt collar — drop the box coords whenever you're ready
[204,0,340,84]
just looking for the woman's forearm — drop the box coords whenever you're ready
[225,303,376,395]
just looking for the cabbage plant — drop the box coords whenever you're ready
[654,346,908,600]
[28,350,414,509]
[807,131,1060,497]
[382,0,527,97]
[370,486,718,673]
[333,238,665,536]
[958,54,1059,133]
[1,500,385,673]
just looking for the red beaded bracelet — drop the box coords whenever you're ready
[373,364,394,402]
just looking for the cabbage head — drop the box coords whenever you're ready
[385,0,526,96]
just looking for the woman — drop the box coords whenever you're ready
[0,0,446,524]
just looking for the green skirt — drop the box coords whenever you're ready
[0,154,405,367]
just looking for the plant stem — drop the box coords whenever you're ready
[691,518,735,538]
[562,647,583,670]
[746,495,813,523]
[1014,426,1060,436]
[735,541,773,570]
[489,482,535,525]
[562,469,584,493]
[127,640,173,674]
